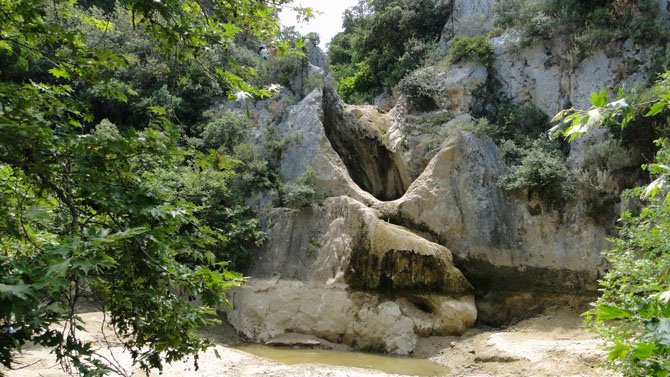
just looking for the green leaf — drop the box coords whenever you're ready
[49,67,71,79]
[647,102,666,117]
[0,40,12,51]
[148,106,167,115]
[608,343,630,361]
[590,90,608,108]
[0,283,33,300]
[47,258,72,277]
[596,304,633,320]
[632,343,656,360]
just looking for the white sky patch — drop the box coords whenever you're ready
[279,0,360,50]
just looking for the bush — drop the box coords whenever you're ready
[494,0,668,53]
[197,110,252,153]
[460,118,499,138]
[448,36,494,66]
[586,194,670,376]
[152,161,266,270]
[470,81,550,143]
[279,167,324,208]
[554,73,670,377]
[494,0,555,44]
[328,0,453,102]
[337,63,377,104]
[499,140,575,206]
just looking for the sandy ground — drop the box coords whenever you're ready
[4,308,617,377]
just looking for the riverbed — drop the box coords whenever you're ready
[5,308,618,377]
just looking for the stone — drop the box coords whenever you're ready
[441,0,499,42]
[227,278,476,355]
[305,39,329,71]
[232,196,477,354]
[273,74,379,206]
[374,93,397,113]
[323,83,411,201]
[492,32,659,117]
[385,63,488,178]
[377,128,609,324]
[658,0,670,21]
[265,333,326,348]
[491,32,566,116]
[398,62,488,115]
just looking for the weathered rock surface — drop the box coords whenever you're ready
[272,73,378,206]
[228,279,476,355]
[491,33,657,116]
[375,127,608,322]
[230,7,665,345]
[322,102,411,201]
[305,39,329,71]
[441,0,499,42]
[231,195,476,354]
[386,63,488,178]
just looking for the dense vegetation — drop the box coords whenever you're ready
[554,73,670,376]
[494,0,670,71]
[327,0,452,103]
[0,0,314,375]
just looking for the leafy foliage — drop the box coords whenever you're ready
[556,71,670,376]
[328,0,453,102]
[499,140,575,206]
[494,0,669,58]
[0,0,307,375]
[447,36,494,66]
[279,167,324,209]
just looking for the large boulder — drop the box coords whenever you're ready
[228,279,475,354]
[230,196,477,354]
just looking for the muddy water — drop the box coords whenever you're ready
[235,344,451,376]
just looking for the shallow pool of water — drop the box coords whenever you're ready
[234,344,450,376]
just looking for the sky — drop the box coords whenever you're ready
[279,0,360,50]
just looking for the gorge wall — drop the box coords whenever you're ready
[224,0,667,355]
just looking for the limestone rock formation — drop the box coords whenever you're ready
[227,2,667,350]
[227,73,477,354]
[386,62,488,178]
[305,39,329,71]
[230,196,476,354]
[491,33,657,116]
[377,127,609,322]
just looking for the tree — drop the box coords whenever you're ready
[328,0,453,103]
[0,0,307,375]
[552,73,670,376]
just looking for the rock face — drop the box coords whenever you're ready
[227,73,477,354]
[227,4,667,351]
[323,103,411,201]
[442,0,499,41]
[272,71,377,206]
[379,127,608,323]
[230,196,476,354]
[228,279,476,354]
[305,39,329,71]
[386,62,489,178]
[491,33,658,116]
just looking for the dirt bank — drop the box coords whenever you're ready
[5,308,616,377]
